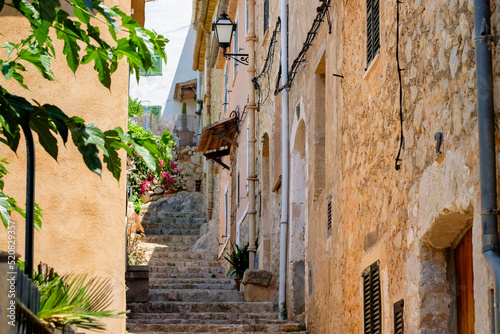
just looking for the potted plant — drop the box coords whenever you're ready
[126,230,149,303]
[224,243,249,290]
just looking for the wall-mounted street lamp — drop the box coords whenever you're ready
[212,12,249,66]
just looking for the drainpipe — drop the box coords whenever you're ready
[21,124,35,279]
[278,0,289,317]
[247,0,258,269]
[474,0,500,332]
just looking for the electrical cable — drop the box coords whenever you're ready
[275,0,332,95]
[252,18,281,108]
[395,0,404,170]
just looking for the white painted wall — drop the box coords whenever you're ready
[128,0,196,116]
[164,26,198,116]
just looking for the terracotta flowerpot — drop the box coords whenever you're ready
[234,278,242,291]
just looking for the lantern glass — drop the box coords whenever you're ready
[214,13,235,49]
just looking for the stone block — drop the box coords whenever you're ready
[242,269,273,287]
[242,273,278,302]
[153,186,164,195]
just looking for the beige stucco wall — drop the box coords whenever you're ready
[0,2,132,333]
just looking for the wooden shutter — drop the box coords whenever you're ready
[366,0,380,64]
[363,261,381,334]
[394,300,404,334]
[456,229,475,333]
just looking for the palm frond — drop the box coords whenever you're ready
[37,274,127,331]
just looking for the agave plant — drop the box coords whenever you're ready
[37,274,126,331]
[224,242,249,279]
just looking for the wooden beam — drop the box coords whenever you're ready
[204,148,231,160]
[223,136,239,147]
[202,134,213,153]
[213,158,230,170]
[272,175,282,192]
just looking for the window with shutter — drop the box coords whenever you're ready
[394,300,404,334]
[363,261,381,334]
[327,196,332,238]
[366,0,380,65]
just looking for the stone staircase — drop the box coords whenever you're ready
[127,192,307,334]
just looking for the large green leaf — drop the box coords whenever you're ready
[44,104,69,144]
[0,191,11,228]
[29,113,59,160]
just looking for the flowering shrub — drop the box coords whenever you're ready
[128,152,185,213]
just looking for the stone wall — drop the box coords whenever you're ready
[253,0,498,332]
[172,146,205,194]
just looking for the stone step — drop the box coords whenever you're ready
[142,220,205,230]
[142,215,206,226]
[148,258,222,268]
[149,277,234,285]
[150,265,223,274]
[126,323,303,333]
[127,301,275,314]
[149,282,235,290]
[148,289,243,302]
[146,251,215,260]
[144,235,199,244]
[150,272,227,279]
[149,245,193,252]
[127,312,281,323]
[127,332,307,334]
[143,228,200,236]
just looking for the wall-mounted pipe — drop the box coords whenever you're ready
[247,0,258,269]
[21,124,35,279]
[474,0,500,332]
[278,0,289,318]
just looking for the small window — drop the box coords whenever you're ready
[327,196,332,238]
[394,300,404,334]
[148,105,162,116]
[139,53,163,76]
[363,261,381,334]
[264,0,269,32]
[366,0,380,65]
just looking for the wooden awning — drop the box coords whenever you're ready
[173,79,197,102]
[197,116,239,169]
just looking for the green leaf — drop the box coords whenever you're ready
[82,47,111,88]
[2,42,18,57]
[82,0,95,13]
[1,61,14,80]
[132,144,156,172]
[29,110,59,160]
[0,0,4,12]
[19,49,56,81]
[44,104,69,144]
[38,0,60,24]
[103,140,121,180]
[0,191,11,228]
[58,29,80,73]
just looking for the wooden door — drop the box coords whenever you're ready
[456,229,475,333]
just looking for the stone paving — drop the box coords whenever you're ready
[127,192,307,333]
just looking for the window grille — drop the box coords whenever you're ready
[362,261,381,334]
[394,300,404,334]
[308,262,313,296]
[327,195,332,237]
[366,0,380,65]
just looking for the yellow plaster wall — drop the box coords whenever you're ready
[0,2,132,332]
